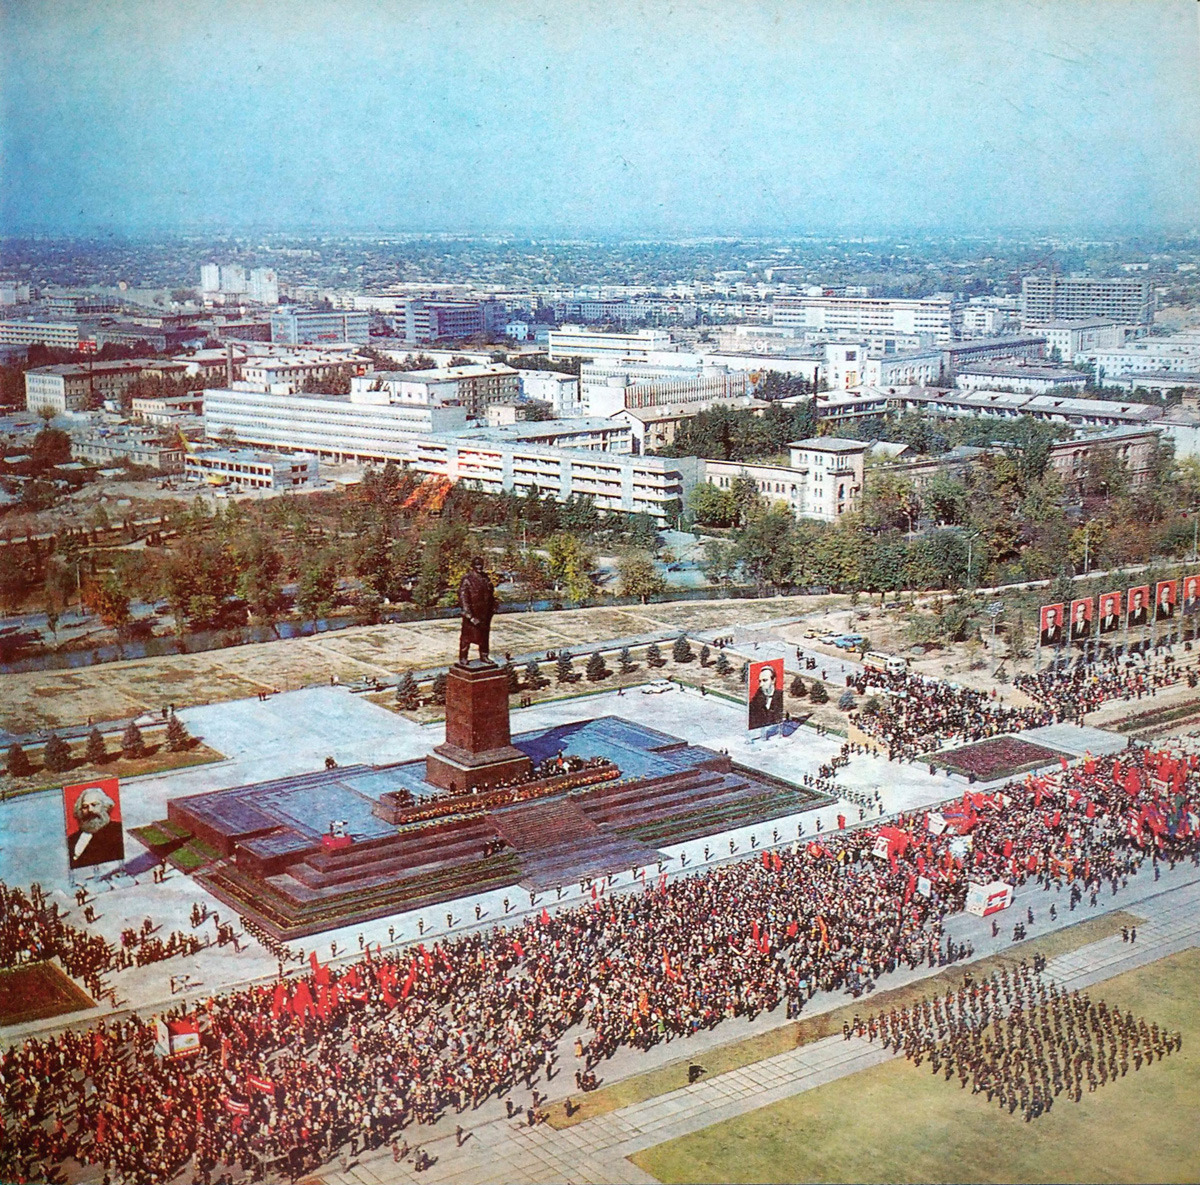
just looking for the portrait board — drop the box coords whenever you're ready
[62,777,124,870]
[748,658,785,731]
[1038,604,1064,648]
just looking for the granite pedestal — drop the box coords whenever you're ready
[425,661,532,792]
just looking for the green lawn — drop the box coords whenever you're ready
[632,948,1200,1185]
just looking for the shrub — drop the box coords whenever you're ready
[121,720,146,759]
[838,689,857,711]
[42,733,73,773]
[6,743,32,778]
[505,662,521,693]
[524,659,542,689]
[556,652,575,683]
[790,675,807,699]
[715,651,732,676]
[429,672,448,705]
[166,714,191,752]
[646,643,665,668]
[808,681,829,705]
[699,643,710,667]
[85,727,108,765]
[396,671,420,710]
[672,635,694,663]
[586,651,608,682]
[618,646,635,674]
[739,663,749,686]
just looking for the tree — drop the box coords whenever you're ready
[166,714,191,752]
[672,635,694,663]
[296,551,340,626]
[586,651,608,682]
[30,426,72,470]
[700,540,738,590]
[556,651,575,683]
[617,552,665,603]
[121,721,146,759]
[715,651,732,676]
[524,659,542,689]
[505,661,521,693]
[1007,613,1030,661]
[81,575,130,629]
[6,742,33,778]
[546,534,595,603]
[429,672,447,705]
[618,646,635,674]
[789,674,807,699]
[699,643,710,667]
[808,680,830,705]
[646,643,665,668]
[85,727,108,765]
[396,670,419,708]
[42,733,73,773]
[838,689,857,710]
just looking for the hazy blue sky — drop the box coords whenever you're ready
[2,0,1198,236]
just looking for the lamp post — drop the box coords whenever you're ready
[986,600,1004,674]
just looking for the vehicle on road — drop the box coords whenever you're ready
[863,651,908,675]
[834,634,865,650]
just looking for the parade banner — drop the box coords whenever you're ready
[965,881,1013,917]
[1126,585,1150,628]
[1098,590,1122,635]
[1069,597,1093,645]
[1155,579,1177,622]
[1038,604,1064,648]
[1183,574,1200,617]
[62,777,124,870]
[747,658,784,731]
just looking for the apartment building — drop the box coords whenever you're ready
[547,326,674,362]
[773,295,954,344]
[352,364,520,416]
[0,320,89,350]
[269,308,370,345]
[1021,275,1154,328]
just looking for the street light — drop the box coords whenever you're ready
[986,600,1004,673]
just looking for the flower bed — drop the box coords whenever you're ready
[933,736,1065,782]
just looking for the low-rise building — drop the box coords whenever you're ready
[351,364,519,416]
[70,427,184,472]
[0,319,90,351]
[25,361,151,415]
[610,395,767,453]
[183,447,318,490]
[130,392,204,425]
[241,353,371,393]
[1105,370,1200,396]
[1087,341,1200,382]
[518,369,582,416]
[1034,318,1124,362]
[269,308,370,345]
[955,363,1088,394]
[704,437,866,523]
[893,387,1163,430]
[548,326,675,362]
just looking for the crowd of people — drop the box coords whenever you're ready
[849,671,1059,759]
[1014,652,1196,721]
[866,962,1181,1122]
[1,882,209,1002]
[2,740,1198,1184]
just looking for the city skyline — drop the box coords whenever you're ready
[2,0,1199,239]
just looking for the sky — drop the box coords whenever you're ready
[1,0,1199,237]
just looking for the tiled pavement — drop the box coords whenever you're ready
[312,873,1200,1185]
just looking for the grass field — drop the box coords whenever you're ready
[0,961,96,1027]
[551,910,1140,1130]
[632,947,1200,1185]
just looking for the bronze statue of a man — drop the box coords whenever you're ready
[458,557,496,664]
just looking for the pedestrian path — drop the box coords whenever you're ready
[316,875,1200,1185]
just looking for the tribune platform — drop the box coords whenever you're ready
[166,714,830,939]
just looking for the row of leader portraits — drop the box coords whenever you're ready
[1039,577,1200,649]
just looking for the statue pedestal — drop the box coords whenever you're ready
[425,662,532,793]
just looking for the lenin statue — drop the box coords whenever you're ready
[458,557,496,664]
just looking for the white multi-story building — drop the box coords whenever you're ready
[0,281,32,306]
[773,295,955,344]
[584,368,750,419]
[518,370,582,416]
[351,364,520,417]
[1035,318,1124,362]
[547,326,674,362]
[246,268,279,305]
[0,320,88,350]
[203,385,470,461]
[955,364,1088,394]
[240,353,370,394]
[704,437,867,523]
[1021,275,1155,328]
[269,308,370,345]
[860,349,942,389]
[1086,341,1200,382]
[200,264,221,293]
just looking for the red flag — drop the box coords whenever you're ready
[247,1074,275,1094]
[1060,756,1069,771]
[762,851,771,870]
[772,852,783,873]
[420,945,433,974]
[512,937,525,959]
[904,873,916,904]
[271,981,288,1019]
[309,950,330,987]
[223,1097,250,1117]
[786,920,798,938]
[400,959,418,1000]
[291,980,314,1019]
[378,964,397,1007]
[751,920,760,943]
[96,1110,107,1144]
[540,907,551,926]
